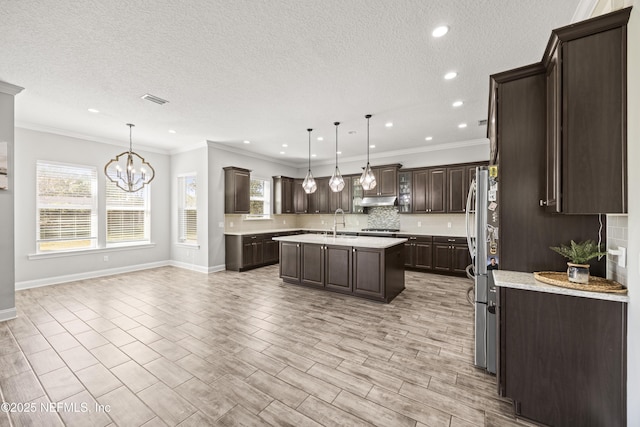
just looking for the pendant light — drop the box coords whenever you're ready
[360,114,377,190]
[329,121,345,192]
[302,128,317,194]
[104,123,155,192]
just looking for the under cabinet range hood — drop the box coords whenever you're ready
[360,196,398,207]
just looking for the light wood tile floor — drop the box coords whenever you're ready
[0,266,536,426]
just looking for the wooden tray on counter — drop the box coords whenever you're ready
[534,272,628,294]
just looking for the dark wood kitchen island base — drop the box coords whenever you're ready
[274,234,407,303]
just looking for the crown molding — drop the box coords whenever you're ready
[0,81,24,96]
[169,140,208,155]
[15,122,172,155]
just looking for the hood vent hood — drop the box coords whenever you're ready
[360,196,398,207]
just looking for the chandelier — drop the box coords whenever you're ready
[360,114,377,190]
[328,121,345,192]
[302,128,317,194]
[104,123,155,192]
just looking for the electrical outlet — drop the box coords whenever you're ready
[321,220,325,225]
[103,255,109,262]
[447,222,452,228]
[356,220,360,226]
[417,221,422,227]
[230,221,234,227]
[283,219,286,224]
[618,247,626,268]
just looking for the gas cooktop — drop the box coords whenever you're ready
[360,228,400,232]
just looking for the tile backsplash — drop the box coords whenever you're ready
[367,207,401,229]
[607,214,628,286]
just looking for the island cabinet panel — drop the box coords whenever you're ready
[352,248,384,300]
[301,243,325,288]
[279,242,301,283]
[325,245,352,293]
[498,287,626,427]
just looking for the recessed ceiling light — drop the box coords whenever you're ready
[282,144,288,147]
[280,151,285,155]
[458,123,467,128]
[243,140,250,144]
[88,108,99,113]
[432,26,449,37]
[317,137,323,141]
[348,131,357,135]
[425,136,433,141]
[452,100,464,107]
[168,129,176,134]
[385,122,393,128]
[311,154,317,157]
[370,145,376,148]
[444,71,458,80]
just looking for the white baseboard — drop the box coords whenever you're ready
[15,261,170,290]
[15,260,228,291]
[0,307,17,322]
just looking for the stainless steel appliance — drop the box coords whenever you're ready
[466,166,499,374]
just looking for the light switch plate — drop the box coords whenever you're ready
[618,247,626,268]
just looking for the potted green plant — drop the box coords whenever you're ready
[550,240,607,284]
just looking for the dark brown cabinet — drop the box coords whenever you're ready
[263,235,279,264]
[223,167,251,214]
[447,166,466,213]
[309,178,329,214]
[293,179,309,214]
[433,237,470,274]
[498,287,626,427]
[279,241,404,302]
[399,235,433,270]
[273,176,294,214]
[543,8,630,214]
[226,232,290,271]
[329,176,351,213]
[413,168,446,213]
[279,241,300,282]
[363,164,400,197]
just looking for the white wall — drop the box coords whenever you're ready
[14,128,171,288]
[299,139,489,177]
[207,142,299,269]
[625,2,639,424]
[0,82,22,321]
[170,146,209,272]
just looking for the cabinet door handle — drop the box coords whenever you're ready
[448,238,455,242]
[251,236,257,239]
[297,244,300,248]
[352,248,356,253]
[539,200,547,206]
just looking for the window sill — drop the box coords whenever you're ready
[175,243,200,249]
[28,243,156,260]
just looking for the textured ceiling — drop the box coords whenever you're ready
[1,0,582,163]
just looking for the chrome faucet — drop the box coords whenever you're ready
[333,208,346,237]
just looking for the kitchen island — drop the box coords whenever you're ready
[273,234,406,303]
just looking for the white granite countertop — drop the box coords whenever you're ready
[493,270,629,303]
[273,233,407,249]
[224,228,464,237]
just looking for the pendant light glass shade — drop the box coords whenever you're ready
[329,122,345,192]
[360,114,377,191]
[302,128,317,194]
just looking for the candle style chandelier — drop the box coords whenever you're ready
[104,123,155,192]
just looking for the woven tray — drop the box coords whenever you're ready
[534,272,628,294]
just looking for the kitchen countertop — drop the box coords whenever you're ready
[273,233,407,249]
[493,270,629,303]
[224,228,464,237]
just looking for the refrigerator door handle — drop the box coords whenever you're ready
[465,177,476,260]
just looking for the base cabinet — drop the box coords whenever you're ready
[498,287,626,427]
[433,237,470,274]
[279,241,404,302]
[226,232,288,271]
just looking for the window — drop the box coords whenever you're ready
[106,181,150,245]
[36,161,97,252]
[178,174,197,244]
[249,178,271,217]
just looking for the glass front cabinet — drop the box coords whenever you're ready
[398,171,412,213]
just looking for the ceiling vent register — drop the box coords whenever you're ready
[141,94,169,105]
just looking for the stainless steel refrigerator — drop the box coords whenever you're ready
[466,166,499,374]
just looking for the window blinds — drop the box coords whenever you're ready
[36,161,97,252]
[106,181,149,244]
[178,175,197,243]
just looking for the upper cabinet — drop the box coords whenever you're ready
[329,176,352,213]
[363,164,401,197]
[543,8,630,214]
[309,177,330,214]
[273,176,294,214]
[413,167,446,213]
[447,166,467,213]
[224,167,251,214]
[293,178,309,214]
